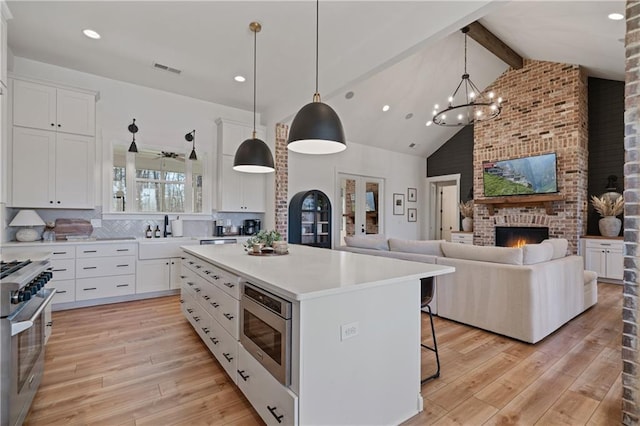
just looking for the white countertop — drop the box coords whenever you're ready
[1,236,244,247]
[182,244,454,301]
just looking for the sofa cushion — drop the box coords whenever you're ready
[542,238,569,259]
[523,242,554,264]
[344,234,389,251]
[441,241,523,265]
[388,238,444,256]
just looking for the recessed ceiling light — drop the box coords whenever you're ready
[234,75,246,82]
[608,13,624,21]
[82,29,101,39]
[382,105,390,112]
[345,91,354,99]
[426,121,433,126]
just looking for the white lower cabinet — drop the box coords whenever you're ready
[583,238,623,282]
[237,344,299,426]
[137,257,182,293]
[44,301,53,344]
[181,252,298,425]
[451,231,473,244]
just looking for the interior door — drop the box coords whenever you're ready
[338,174,383,245]
[437,183,459,241]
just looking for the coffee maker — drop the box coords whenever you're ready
[244,219,261,236]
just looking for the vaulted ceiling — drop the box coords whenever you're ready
[6,1,626,158]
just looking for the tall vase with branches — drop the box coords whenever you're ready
[459,200,474,232]
[591,195,623,237]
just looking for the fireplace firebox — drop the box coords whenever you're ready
[495,226,549,248]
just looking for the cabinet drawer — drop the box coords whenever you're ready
[76,243,137,258]
[2,244,76,259]
[216,289,239,339]
[76,256,136,278]
[50,259,75,280]
[213,322,238,384]
[205,267,241,299]
[47,279,75,304]
[75,275,135,300]
[584,239,623,250]
[237,344,298,426]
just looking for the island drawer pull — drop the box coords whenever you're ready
[223,353,233,362]
[210,302,220,308]
[237,370,250,382]
[116,264,129,267]
[116,248,129,252]
[202,327,210,334]
[187,308,194,313]
[116,284,129,288]
[223,282,235,289]
[83,287,97,291]
[195,265,202,269]
[267,406,284,423]
[210,337,219,345]
[194,316,201,322]
[223,313,234,320]
[83,250,97,253]
[194,288,201,293]
[83,266,97,270]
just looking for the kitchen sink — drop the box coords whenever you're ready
[137,237,200,259]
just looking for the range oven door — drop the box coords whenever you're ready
[240,295,291,386]
[8,289,55,426]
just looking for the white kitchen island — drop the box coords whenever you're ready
[181,243,454,425]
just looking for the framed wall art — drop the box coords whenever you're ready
[408,208,417,222]
[408,188,417,202]
[393,193,405,215]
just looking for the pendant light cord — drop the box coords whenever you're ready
[315,0,319,96]
[253,26,257,136]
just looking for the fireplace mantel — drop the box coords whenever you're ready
[475,194,565,215]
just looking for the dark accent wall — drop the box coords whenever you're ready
[426,125,474,201]
[587,77,624,236]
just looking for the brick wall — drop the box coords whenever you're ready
[275,123,289,240]
[473,59,589,253]
[623,1,640,423]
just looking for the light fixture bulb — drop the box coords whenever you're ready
[82,29,101,39]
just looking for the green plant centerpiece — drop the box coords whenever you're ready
[244,229,282,251]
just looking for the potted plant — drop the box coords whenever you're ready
[244,229,282,252]
[591,194,624,237]
[459,200,474,232]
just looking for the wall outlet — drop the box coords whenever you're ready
[91,219,102,228]
[340,322,359,341]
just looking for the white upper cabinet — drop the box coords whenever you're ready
[12,127,95,208]
[13,79,96,136]
[216,118,268,212]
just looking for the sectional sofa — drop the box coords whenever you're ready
[335,235,597,344]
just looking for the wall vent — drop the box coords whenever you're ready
[153,62,182,75]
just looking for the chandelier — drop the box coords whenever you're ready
[431,27,502,127]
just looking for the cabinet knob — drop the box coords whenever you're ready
[57,201,61,204]
[50,200,54,204]
[57,124,61,127]
[50,123,55,127]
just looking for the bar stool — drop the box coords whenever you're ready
[421,277,440,383]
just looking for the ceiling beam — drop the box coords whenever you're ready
[466,21,523,70]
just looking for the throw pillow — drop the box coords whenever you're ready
[344,234,389,251]
[542,238,569,259]
[441,241,523,265]
[388,238,444,256]
[523,242,554,264]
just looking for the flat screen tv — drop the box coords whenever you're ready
[483,152,558,197]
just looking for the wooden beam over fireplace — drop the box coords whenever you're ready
[475,194,565,215]
[466,21,524,70]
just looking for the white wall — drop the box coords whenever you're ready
[288,142,426,241]
[8,57,260,212]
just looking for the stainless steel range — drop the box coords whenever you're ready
[0,258,55,426]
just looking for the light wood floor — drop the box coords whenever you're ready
[25,283,622,425]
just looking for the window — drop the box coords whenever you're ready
[112,146,203,213]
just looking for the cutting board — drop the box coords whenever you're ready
[54,218,93,240]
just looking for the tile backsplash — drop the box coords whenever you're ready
[2,206,263,243]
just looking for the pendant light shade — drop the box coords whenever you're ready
[288,99,345,154]
[287,0,345,155]
[233,21,275,174]
[185,130,197,160]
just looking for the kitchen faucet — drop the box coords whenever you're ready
[163,215,171,238]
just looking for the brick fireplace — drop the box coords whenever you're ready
[473,60,589,254]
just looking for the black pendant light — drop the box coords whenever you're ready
[185,130,197,160]
[233,21,275,173]
[287,0,345,155]
[128,118,138,153]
